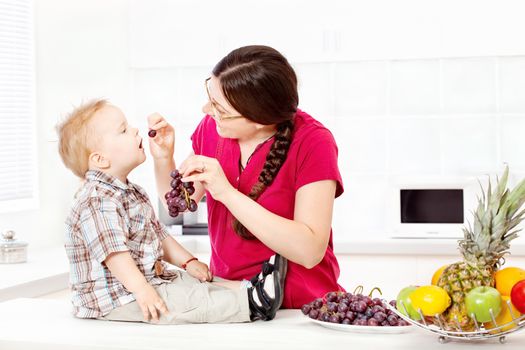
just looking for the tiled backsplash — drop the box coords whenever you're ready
[131,56,525,239]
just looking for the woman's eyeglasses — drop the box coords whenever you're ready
[205,77,244,121]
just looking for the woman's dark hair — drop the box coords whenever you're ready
[212,45,298,239]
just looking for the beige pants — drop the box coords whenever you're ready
[100,271,251,324]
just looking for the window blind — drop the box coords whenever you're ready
[0,0,37,210]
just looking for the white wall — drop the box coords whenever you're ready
[3,0,525,249]
[0,0,131,248]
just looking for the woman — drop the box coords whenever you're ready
[148,45,344,309]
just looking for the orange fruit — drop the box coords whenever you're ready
[484,296,523,333]
[431,265,448,285]
[495,267,525,296]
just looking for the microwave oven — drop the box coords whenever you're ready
[389,176,487,239]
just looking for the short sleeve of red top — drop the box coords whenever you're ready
[191,109,345,308]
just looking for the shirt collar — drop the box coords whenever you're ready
[85,170,130,191]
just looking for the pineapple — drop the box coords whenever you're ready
[437,166,525,331]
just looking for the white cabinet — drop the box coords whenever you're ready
[130,0,525,68]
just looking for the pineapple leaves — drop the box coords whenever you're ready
[463,165,525,266]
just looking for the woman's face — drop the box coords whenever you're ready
[202,76,266,141]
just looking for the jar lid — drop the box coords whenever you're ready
[1,230,28,249]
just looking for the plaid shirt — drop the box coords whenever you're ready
[64,170,177,318]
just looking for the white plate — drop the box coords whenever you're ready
[306,316,413,334]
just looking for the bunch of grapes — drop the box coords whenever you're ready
[165,169,198,217]
[301,291,410,327]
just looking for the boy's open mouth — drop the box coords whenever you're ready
[139,139,143,149]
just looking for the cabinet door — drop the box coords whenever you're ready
[129,0,327,67]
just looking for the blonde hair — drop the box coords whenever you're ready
[56,99,108,178]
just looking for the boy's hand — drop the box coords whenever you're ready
[186,260,213,282]
[133,282,169,322]
[147,112,175,160]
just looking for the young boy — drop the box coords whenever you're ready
[56,99,287,324]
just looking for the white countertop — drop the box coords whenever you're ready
[0,298,523,350]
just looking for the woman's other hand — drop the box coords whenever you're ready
[147,112,175,160]
[179,155,235,202]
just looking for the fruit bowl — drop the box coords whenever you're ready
[385,299,525,343]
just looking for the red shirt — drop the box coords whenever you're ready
[191,110,345,308]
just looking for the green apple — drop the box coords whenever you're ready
[465,286,502,323]
[396,286,421,320]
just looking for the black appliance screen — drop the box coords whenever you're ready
[401,189,464,224]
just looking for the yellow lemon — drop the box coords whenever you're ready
[410,285,451,316]
[495,267,525,296]
[484,296,523,333]
[431,265,448,286]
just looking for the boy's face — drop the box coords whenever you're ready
[89,105,146,177]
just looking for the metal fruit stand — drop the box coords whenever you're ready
[384,299,525,343]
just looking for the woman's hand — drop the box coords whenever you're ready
[185,260,213,282]
[133,282,169,322]
[179,155,236,202]
[147,113,175,160]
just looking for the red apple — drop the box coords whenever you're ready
[510,279,525,313]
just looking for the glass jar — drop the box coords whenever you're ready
[0,230,28,264]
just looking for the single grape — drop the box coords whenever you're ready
[186,186,195,195]
[341,318,351,325]
[328,314,340,323]
[326,302,338,313]
[188,199,198,212]
[345,311,356,321]
[371,305,385,314]
[367,318,380,326]
[373,311,387,322]
[182,181,194,189]
[170,170,179,178]
[178,200,188,211]
[337,303,349,313]
[349,301,359,312]
[387,314,399,326]
[355,301,367,313]
[148,129,157,138]
[308,309,319,319]
[312,298,323,309]
[389,300,397,308]
[301,304,311,315]
[325,292,338,302]
[321,312,331,322]
[398,320,410,326]
[354,319,368,326]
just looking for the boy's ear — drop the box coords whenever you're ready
[89,151,110,169]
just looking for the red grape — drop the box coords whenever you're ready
[302,290,408,328]
[165,169,197,217]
